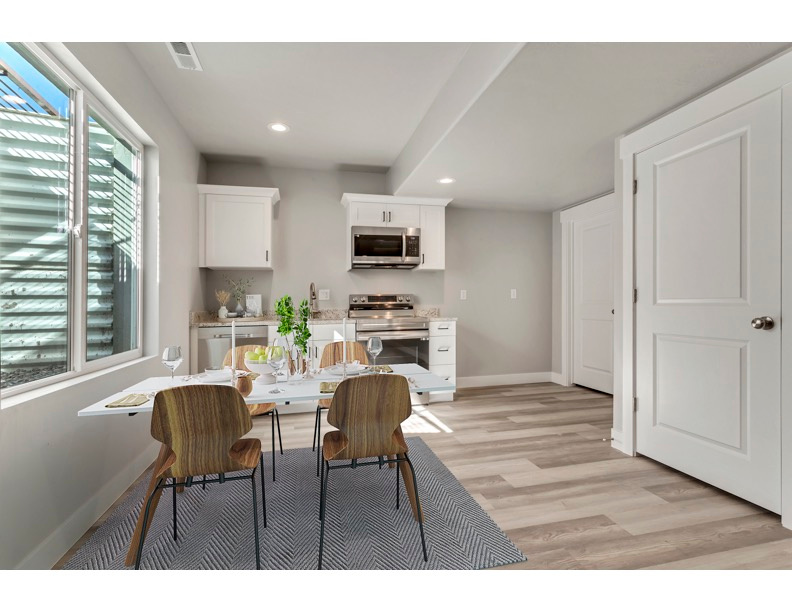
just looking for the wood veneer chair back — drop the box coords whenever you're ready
[327,375,411,459]
[151,386,253,478]
[319,341,370,368]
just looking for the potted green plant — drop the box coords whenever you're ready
[274,295,312,375]
[224,275,253,316]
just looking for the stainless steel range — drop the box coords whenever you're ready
[349,294,429,367]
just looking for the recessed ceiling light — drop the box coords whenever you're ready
[2,94,26,105]
[437,177,455,184]
[268,122,290,133]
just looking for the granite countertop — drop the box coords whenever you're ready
[190,310,456,328]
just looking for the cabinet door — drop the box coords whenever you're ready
[386,203,420,227]
[349,201,387,227]
[418,205,445,270]
[205,195,272,269]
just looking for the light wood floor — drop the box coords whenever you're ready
[55,383,792,569]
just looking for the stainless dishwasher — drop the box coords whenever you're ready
[196,325,269,372]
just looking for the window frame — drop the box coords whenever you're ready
[1,43,144,400]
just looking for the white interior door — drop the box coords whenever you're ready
[573,210,616,393]
[635,91,781,512]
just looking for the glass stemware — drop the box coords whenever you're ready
[161,346,183,380]
[367,336,383,368]
[267,344,287,394]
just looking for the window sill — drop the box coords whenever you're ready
[0,355,157,410]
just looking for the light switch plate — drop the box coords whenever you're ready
[460,289,467,301]
[511,289,517,299]
[318,289,330,301]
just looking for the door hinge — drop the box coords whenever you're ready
[633,288,638,303]
[633,179,638,195]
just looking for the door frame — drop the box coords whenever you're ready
[559,193,616,389]
[616,49,792,526]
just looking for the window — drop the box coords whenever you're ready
[0,43,142,394]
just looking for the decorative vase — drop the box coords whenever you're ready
[235,301,245,316]
[218,305,229,318]
[235,373,253,398]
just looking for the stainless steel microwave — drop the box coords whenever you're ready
[351,226,421,269]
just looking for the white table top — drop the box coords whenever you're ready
[78,363,455,417]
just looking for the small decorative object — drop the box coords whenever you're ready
[245,294,263,317]
[224,275,253,318]
[215,289,231,319]
[235,372,253,398]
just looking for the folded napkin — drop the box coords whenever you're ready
[106,393,150,408]
[369,365,393,373]
[319,381,339,394]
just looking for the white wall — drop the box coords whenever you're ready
[202,160,553,379]
[0,43,203,569]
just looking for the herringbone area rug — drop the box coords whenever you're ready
[64,437,526,570]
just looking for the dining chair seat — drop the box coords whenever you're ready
[229,438,264,469]
[322,428,408,462]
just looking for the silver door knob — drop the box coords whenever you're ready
[751,316,775,330]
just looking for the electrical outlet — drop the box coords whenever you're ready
[510,289,517,299]
[318,289,330,301]
[460,289,467,301]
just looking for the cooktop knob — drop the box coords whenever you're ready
[397,296,404,302]
[352,297,358,303]
[405,296,411,302]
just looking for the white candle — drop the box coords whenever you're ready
[342,316,347,363]
[231,320,237,376]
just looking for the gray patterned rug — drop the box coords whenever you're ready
[64,437,526,570]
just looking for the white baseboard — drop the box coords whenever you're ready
[15,441,160,570]
[550,372,564,385]
[611,428,628,455]
[457,372,552,389]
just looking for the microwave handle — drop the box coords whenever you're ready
[402,232,407,261]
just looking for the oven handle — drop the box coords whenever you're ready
[213,333,256,339]
[356,331,429,341]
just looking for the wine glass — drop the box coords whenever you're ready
[267,345,287,394]
[161,346,183,380]
[367,336,383,369]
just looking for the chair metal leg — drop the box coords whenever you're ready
[135,479,163,570]
[275,409,283,455]
[202,475,206,490]
[172,478,178,541]
[319,452,325,518]
[318,461,330,569]
[396,463,400,509]
[316,415,322,477]
[259,454,267,528]
[250,467,261,570]
[404,456,428,562]
[312,407,320,451]
[271,411,276,482]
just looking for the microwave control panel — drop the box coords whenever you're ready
[405,236,420,257]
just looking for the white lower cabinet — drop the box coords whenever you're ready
[427,321,456,403]
[308,322,356,369]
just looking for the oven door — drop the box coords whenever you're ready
[351,226,420,268]
[356,329,429,368]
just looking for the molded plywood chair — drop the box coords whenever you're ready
[134,385,266,570]
[224,345,283,481]
[312,340,369,476]
[317,374,428,569]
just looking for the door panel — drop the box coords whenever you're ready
[573,212,615,393]
[635,91,781,512]
[387,203,420,227]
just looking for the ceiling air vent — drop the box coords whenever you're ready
[166,42,203,71]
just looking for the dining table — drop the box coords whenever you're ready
[78,363,455,566]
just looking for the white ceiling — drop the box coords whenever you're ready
[126,42,469,171]
[127,42,790,211]
[396,42,791,210]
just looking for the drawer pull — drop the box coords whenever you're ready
[437,347,450,352]
[438,325,450,330]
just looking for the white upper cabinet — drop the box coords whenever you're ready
[341,193,451,271]
[418,204,445,270]
[199,185,280,270]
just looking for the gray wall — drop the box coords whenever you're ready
[0,43,204,569]
[203,160,553,378]
[551,210,562,375]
